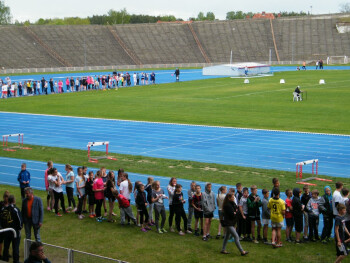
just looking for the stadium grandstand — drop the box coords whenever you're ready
[0,14,349,70]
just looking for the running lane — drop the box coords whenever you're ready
[0,112,349,178]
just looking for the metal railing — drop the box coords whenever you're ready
[24,239,127,263]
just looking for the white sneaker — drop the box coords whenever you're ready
[72,208,77,212]
[186,230,192,234]
[78,215,83,220]
[179,231,185,236]
[170,227,175,233]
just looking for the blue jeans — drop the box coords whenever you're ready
[24,220,41,242]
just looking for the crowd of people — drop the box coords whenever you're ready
[0,71,159,99]
[0,161,348,262]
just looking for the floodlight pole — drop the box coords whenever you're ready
[230,50,233,64]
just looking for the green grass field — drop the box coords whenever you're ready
[0,70,349,262]
[0,70,350,134]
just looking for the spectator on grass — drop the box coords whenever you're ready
[75,167,86,220]
[319,186,333,243]
[93,170,105,222]
[65,164,76,212]
[100,168,108,217]
[136,184,151,232]
[0,195,22,263]
[113,190,137,225]
[0,191,10,259]
[268,188,285,248]
[145,177,155,226]
[22,187,44,242]
[235,183,244,238]
[307,189,321,241]
[292,188,303,244]
[221,192,249,256]
[85,171,95,218]
[151,180,168,233]
[167,177,177,232]
[334,204,350,263]
[24,241,51,263]
[202,182,216,241]
[216,186,227,239]
[319,59,324,69]
[284,189,294,242]
[173,184,190,236]
[49,168,67,217]
[187,181,196,233]
[134,181,142,226]
[247,185,262,243]
[261,189,270,244]
[333,182,344,216]
[239,187,251,241]
[105,171,116,222]
[192,184,203,236]
[18,163,30,199]
[301,185,311,241]
[119,173,133,224]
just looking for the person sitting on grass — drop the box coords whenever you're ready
[24,241,51,263]
[268,188,285,248]
[220,193,249,256]
[334,204,350,263]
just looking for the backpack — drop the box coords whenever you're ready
[0,206,12,229]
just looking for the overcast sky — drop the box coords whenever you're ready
[5,0,348,22]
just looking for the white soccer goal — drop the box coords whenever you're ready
[327,56,349,65]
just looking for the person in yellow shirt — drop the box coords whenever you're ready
[267,188,285,248]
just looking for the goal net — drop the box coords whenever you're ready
[327,56,349,65]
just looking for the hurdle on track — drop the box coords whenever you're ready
[87,141,117,163]
[2,133,32,151]
[296,159,332,186]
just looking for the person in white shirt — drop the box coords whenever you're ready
[332,182,344,216]
[48,168,67,216]
[119,173,132,223]
[167,177,177,232]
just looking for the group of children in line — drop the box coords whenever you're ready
[17,162,350,261]
[0,71,157,98]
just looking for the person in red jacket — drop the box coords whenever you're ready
[113,190,136,225]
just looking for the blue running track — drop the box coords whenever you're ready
[0,112,349,178]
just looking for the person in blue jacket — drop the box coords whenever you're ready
[17,163,30,199]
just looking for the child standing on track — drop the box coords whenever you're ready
[268,188,285,248]
[17,163,30,199]
[192,185,203,237]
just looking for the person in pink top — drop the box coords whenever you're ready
[45,161,53,211]
[93,170,105,222]
[65,77,70,92]
[58,81,63,93]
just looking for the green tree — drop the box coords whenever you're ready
[197,12,205,20]
[340,2,350,12]
[206,12,215,21]
[0,0,11,24]
[107,8,130,24]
